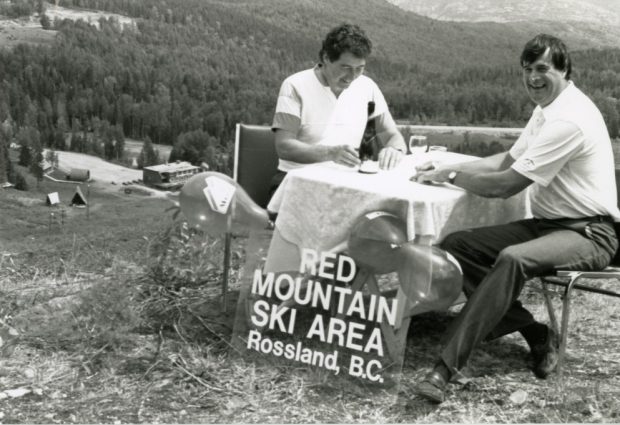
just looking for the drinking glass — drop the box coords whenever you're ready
[408,135,428,155]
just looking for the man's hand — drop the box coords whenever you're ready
[378,146,404,170]
[412,162,451,184]
[328,145,361,167]
[415,161,436,172]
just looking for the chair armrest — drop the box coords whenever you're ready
[556,268,620,279]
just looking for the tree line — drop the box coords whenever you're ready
[1,0,619,187]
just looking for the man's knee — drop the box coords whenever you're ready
[496,245,527,265]
[440,230,473,254]
[495,246,530,283]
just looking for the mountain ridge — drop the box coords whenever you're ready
[385,0,620,49]
[385,0,620,25]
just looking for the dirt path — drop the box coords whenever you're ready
[55,151,141,185]
[52,151,177,199]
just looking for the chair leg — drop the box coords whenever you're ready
[557,273,581,381]
[222,232,232,312]
[541,280,559,336]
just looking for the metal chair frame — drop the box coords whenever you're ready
[539,170,620,380]
[539,264,620,380]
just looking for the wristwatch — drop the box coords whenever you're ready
[448,170,458,184]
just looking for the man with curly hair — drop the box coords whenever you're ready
[269,23,406,195]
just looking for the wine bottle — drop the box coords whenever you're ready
[359,101,376,162]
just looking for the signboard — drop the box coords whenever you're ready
[232,240,404,395]
[46,192,60,205]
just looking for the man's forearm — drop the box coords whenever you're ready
[276,140,332,164]
[384,132,406,152]
[376,112,406,153]
[275,129,333,164]
[415,153,531,198]
[452,169,527,199]
[275,130,361,167]
[451,151,514,173]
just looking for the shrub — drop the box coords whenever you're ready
[13,171,29,191]
[136,220,229,343]
[40,13,51,29]
[71,276,143,352]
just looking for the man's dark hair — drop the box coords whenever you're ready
[319,23,372,63]
[520,34,571,80]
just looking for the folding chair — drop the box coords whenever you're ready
[232,124,279,209]
[539,169,620,380]
[540,252,620,380]
[221,124,278,310]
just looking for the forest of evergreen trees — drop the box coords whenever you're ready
[1,0,619,186]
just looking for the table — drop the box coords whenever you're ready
[261,151,530,363]
[265,151,529,271]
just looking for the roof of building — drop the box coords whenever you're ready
[143,162,199,173]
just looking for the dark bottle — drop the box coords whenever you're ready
[359,101,377,162]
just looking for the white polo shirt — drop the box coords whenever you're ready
[510,82,620,220]
[272,66,391,172]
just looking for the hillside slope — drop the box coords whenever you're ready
[385,0,620,24]
[1,0,619,183]
[386,0,620,49]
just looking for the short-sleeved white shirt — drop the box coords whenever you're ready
[272,66,391,172]
[510,82,620,220]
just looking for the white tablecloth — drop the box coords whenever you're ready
[265,151,530,273]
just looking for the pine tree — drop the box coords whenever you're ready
[113,125,125,161]
[0,135,7,184]
[18,144,32,167]
[30,144,44,187]
[45,149,57,169]
[138,136,159,169]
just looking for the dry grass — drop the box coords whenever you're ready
[1,182,620,423]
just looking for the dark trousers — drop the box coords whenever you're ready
[438,217,618,373]
[266,170,287,222]
[268,170,287,203]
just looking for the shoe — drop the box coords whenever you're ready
[530,326,559,379]
[416,370,447,403]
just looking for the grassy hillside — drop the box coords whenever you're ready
[2,175,620,422]
[205,0,521,69]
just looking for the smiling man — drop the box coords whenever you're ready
[413,34,620,403]
[268,23,405,196]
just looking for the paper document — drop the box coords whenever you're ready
[203,176,236,214]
